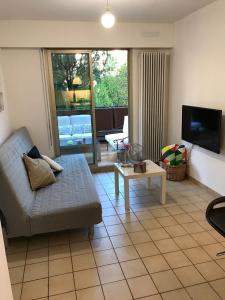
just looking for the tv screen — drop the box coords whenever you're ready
[182,105,222,154]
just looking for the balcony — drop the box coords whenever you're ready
[57,106,128,165]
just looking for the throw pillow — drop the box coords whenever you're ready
[161,144,177,166]
[42,155,64,172]
[23,154,56,191]
[175,145,187,165]
[27,145,42,159]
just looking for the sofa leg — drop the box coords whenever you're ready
[88,225,94,239]
[2,227,8,248]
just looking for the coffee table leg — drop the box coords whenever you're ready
[114,169,119,196]
[124,178,130,210]
[147,177,151,190]
[161,175,166,204]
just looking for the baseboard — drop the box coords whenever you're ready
[187,175,221,198]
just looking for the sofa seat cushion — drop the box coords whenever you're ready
[59,135,73,147]
[72,133,92,142]
[59,134,73,140]
[30,154,102,234]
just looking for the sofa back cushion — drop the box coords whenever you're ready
[70,114,91,125]
[57,116,72,136]
[0,127,35,236]
[57,116,71,126]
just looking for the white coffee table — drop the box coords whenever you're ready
[114,160,166,210]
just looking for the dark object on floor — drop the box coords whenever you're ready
[206,197,225,256]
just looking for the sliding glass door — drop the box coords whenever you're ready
[47,50,96,165]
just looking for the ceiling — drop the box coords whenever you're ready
[0,0,216,23]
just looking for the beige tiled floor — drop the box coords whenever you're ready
[7,172,225,299]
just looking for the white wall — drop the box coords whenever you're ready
[168,0,225,195]
[0,52,14,300]
[0,226,13,300]
[0,49,11,144]
[2,49,53,156]
[1,47,145,157]
[0,20,173,157]
[0,20,173,48]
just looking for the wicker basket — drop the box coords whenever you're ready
[161,162,187,181]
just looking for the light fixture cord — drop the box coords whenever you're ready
[106,0,110,10]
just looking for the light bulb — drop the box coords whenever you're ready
[101,10,115,29]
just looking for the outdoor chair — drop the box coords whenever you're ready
[105,116,129,150]
[206,196,225,256]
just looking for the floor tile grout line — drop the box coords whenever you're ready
[105,239,137,299]
[14,242,225,282]
[102,186,224,297]
[47,235,50,299]
[7,215,216,258]
[8,233,221,257]
[110,206,174,298]
[19,237,28,300]
[136,210,225,298]
[89,232,106,300]
[208,280,224,300]
[68,233,76,298]
[16,260,225,297]
[8,176,223,300]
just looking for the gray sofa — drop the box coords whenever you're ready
[0,127,102,238]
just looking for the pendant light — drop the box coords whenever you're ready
[101,0,115,29]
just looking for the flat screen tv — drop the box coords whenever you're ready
[182,105,222,154]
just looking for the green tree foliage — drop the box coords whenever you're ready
[92,50,110,84]
[94,63,128,107]
[52,51,110,91]
[52,53,90,90]
[52,50,128,108]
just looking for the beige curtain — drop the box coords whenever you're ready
[139,51,170,162]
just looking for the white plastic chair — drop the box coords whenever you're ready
[105,116,129,150]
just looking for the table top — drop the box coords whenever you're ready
[114,160,166,179]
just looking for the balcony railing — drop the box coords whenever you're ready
[57,106,128,144]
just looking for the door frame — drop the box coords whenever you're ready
[46,49,97,165]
